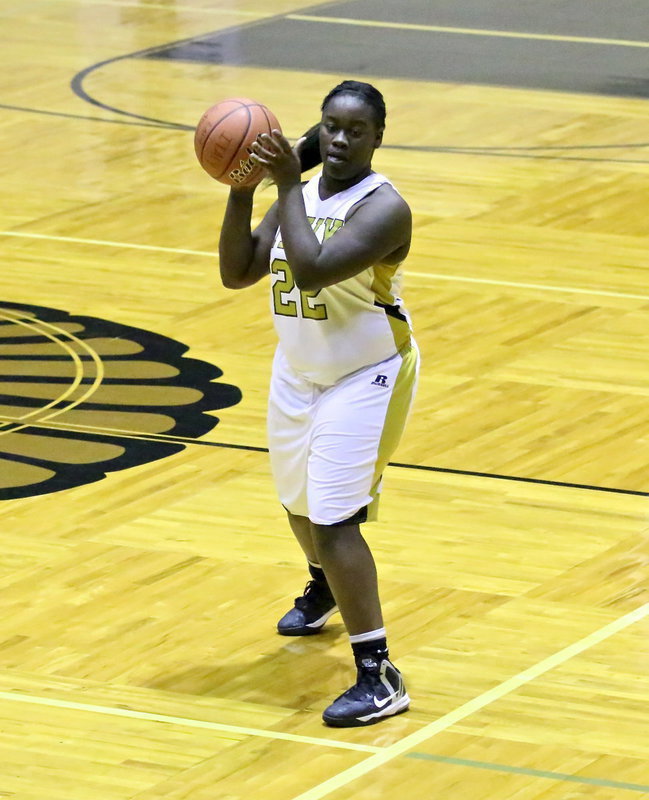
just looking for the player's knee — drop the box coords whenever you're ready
[310,506,367,531]
[310,518,361,553]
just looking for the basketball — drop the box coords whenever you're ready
[194,97,282,187]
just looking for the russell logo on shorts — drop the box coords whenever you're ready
[371,374,390,388]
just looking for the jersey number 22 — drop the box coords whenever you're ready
[271,258,328,320]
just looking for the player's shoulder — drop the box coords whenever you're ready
[375,181,410,209]
[357,181,411,222]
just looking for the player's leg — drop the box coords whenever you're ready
[308,346,418,726]
[267,348,312,517]
[311,519,408,727]
[276,512,338,636]
[285,511,317,563]
[310,520,382,635]
[267,349,338,635]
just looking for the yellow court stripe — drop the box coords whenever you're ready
[19,316,105,423]
[0,416,199,444]
[290,602,649,800]
[0,310,86,430]
[0,311,105,431]
[405,270,649,302]
[0,690,381,755]
[287,14,649,49]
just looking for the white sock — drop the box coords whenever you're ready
[349,627,387,644]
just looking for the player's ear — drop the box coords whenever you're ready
[374,127,384,148]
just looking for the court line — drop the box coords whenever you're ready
[407,753,649,793]
[389,462,649,498]
[0,416,259,450]
[1,688,644,793]
[0,311,106,432]
[0,690,644,795]
[14,317,105,422]
[0,102,185,130]
[2,105,648,164]
[288,14,649,49]
[406,270,649,302]
[0,690,379,754]
[7,5,644,792]
[0,687,645,793]
[289,601,649,800]
[396,146,649,166]
[3,230,648,303]
[1,413,647,498]
[409,141,649,152]
[0,311,84,429]
[68,2,312,128]
[0,230,214,257]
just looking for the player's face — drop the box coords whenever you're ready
[319,94,383,184]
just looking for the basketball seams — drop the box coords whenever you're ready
[195,98,279,185]
[258,104,277,137]
[222,102,274,184]
[198,101,246,163]
[233,104,276,185]
[222,104,253,180]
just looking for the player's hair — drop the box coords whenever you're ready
[297,80,386,172]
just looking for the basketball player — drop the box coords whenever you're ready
[218,81,418,727]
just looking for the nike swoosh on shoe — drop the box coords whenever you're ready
[373,692,398,709]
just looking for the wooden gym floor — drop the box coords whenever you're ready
[1,1,648,798]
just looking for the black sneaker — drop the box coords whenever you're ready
[322,657,410,727]
[277,580,337,636]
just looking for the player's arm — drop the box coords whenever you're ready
[250,131,410,291]
[218,187,278,289]
[278,184,411,291]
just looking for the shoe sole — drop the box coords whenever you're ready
[323,693,410,728]
[277,606,338,636]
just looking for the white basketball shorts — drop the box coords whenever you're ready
[267,343,419,526]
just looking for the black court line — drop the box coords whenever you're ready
[389,462,649,498]
[66,0,649,137]
[68,2,334,127]
[14,420,649,499]
[0,102,187,130]
[1,103,649,166]
[390,146,649,166]
[5,100,649,149]
[70,46,198,129]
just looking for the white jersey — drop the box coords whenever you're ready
[269,171,413,386]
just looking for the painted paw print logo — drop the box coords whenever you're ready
[0,302,241,500]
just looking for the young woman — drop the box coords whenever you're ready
[218,80,418,727]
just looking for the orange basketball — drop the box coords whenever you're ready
[194,97,282,187]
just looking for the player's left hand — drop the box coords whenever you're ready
[250,131,301,187]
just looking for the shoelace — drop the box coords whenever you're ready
[294,580,322,610]
[343,663,383,700]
